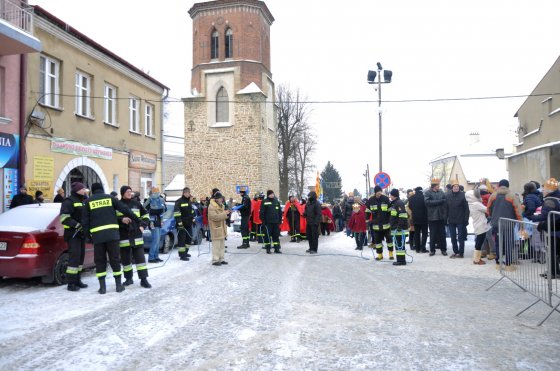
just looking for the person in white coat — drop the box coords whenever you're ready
[466,189,491,265]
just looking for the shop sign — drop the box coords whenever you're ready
[128,150,157,170]
[0,133,19,169]
[51,138,112,160]
[28,180,53,198]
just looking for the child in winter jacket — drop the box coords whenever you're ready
[348,203,367,250]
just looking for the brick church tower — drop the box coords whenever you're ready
[183,0,279,199]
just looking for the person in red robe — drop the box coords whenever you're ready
[251,193,264,243]
[281,196,306,242]
[320,204,336,236]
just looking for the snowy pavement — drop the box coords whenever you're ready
[0,232,559,370]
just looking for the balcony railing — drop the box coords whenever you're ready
[0,0,33,33]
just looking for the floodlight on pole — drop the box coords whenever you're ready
[367,62,392,173]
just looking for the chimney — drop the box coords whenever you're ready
[469,132,480,146]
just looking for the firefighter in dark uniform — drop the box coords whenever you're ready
[82,182,139,294]
[237,187,252,249]
[60,182,89,292]
[366,185,394,261]
[389,188,409,266]
[174,187,195,261]
[260,190,283,254]
[118,186,152,288]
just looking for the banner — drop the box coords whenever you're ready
[0,133,19,169]
[51,138,112,160]
[3,168,18,210]
[315,171,324,203]
[28,180,53,198]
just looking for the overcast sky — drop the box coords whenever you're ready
[32,0,560,194]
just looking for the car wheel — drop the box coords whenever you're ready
[162,234,174,254]
[53,253,69,285]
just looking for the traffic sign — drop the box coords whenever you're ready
[236,185,249,194]
[374,172,391,189]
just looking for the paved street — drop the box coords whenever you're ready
[1,232,559,370]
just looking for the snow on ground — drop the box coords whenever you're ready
[0,231,559,370]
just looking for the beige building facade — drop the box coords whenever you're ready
[507,55,560,192]
[183,0,279,199]
[24,6,168,201]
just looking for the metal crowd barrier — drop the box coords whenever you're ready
[487,212,560,326]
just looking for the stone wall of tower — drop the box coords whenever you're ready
[183,92,279,200]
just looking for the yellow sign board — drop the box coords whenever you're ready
[28,180,53,199]
[33,156,54,181]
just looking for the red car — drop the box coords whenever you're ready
[0,203,94,284]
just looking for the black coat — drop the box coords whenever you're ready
[260,197,282,224]
[446,191,469,225]
[9,193,33,209]
[304,198,322,226]
[424,188,448,222]
[408,191,428,225]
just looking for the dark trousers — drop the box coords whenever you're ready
[408,230,415,250]
[493,226,515,265]
[414,223,428,251]
[354,231,366,248]
[428,220,447,252]
[549,236,559,277]
[320,222,330,236]
[373,228,393,254]
[94,240,121,278]
[393,230,406,263]
[240,216,250,243]
[287,215,300,239]
[263,223,280,250]
[178,223,193,246]
[121,245,148,279]
[449,223,466,255]
[307,224,320,252]
[66,236,85,283]
[474,232,486,251]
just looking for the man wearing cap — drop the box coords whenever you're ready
[446,181,470,258]
[118,186,152,288]
[53,187,65,203]
[208,191,230,265]
[174,187,195,261]
[424,179,448,256]
[260,190,283,254]
[60,182,89,291]
[82,183,140,294]
[366,186,394,260]
[9,186,33,209]
[528,178,560,279]
[237,187,252,249]
[408,186,428,253]
[487,179,522,268]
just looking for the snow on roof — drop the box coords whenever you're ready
[237,82,264,95]
[458,154,508,183]
[164,174,184,191]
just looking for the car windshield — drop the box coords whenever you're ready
[0,206,58,230]
[162,203,174,219]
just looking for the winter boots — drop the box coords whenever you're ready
[115,275,125,293]
[123,271,134,286]
[67,282,80,292]
[179,249,190,261]
[389,251,394,260]
[274,247,282,254]
[237,241,250,249]
[98,277,106,295]
[266,247,271,254]
[140,278,152,288]
[473,250,486,265]
[77,273,88,288]
[375,253,383,261]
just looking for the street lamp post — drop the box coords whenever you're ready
[367,63,392,173]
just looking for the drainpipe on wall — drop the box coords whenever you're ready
[18,53,28,189]
[160,88,169,191]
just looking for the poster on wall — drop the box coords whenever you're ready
[28,180,53,200]
[33,156,54,181]
[4,168,18,210]
[0,133,19,169]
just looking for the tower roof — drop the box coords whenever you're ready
[189,0,274,25]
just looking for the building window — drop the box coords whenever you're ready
[211,29,219,59]
[104,84,117,125]
[145,103,154,137]
[39,55,60,108]
[225,28,233,59]
[75,71,91,117]
[129,97,140,133]
[216,87,229,123]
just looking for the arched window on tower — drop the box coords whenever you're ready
[211,29,219,59]
[216,87,229,123]
[225,28,233,59]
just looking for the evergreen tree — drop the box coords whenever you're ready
[352,188,362,198]
[320,161,343,202]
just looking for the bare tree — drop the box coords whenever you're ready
[276,84,313,201]
[293,131,315,198]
